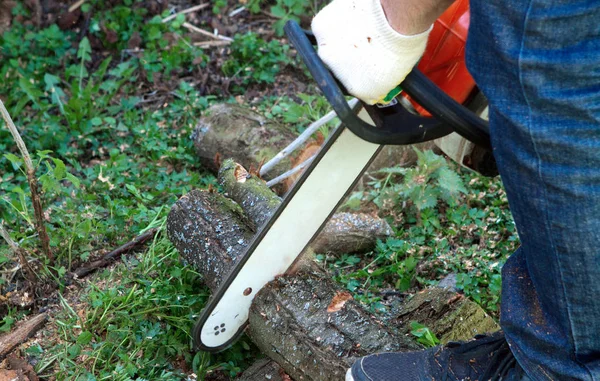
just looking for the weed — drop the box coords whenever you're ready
[36,225,257,379]
[222,32,290,90]
[410,321,440,348]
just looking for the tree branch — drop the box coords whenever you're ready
[0,99,52,262]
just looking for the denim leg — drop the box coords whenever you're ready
[466,1,600,380]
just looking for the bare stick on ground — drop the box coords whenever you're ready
[162,3,210,23]
[182,22,233,42]
[73,228,159,278]
[0,100,52,262]
[0,313,47,361]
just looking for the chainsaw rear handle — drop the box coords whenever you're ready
[284,21,491,149]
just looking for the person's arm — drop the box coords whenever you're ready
[312,0,455,105]
[381,0,455,35]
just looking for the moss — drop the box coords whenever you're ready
[435,301,500,344]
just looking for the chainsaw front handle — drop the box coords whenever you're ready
[284,21,491,149]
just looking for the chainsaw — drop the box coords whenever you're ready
[194,2,495,352]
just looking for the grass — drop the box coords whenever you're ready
[0,0,519,379]
[33,224,257,380]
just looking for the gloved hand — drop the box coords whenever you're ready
[311,0,431,105]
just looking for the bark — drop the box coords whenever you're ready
[248,269,420,381]
[0,313,47,361]
[236,359,289,381]
[312,212,393,254]
[218,159,282,228]
[167,190,255,291]
[192,104,298,177]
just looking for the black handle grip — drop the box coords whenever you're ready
[284,21,491,149]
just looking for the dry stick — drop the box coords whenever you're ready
[193,40,231,48]
[68,0,85,12]
[161,3,210,23]
[182,22,234,42]
[229,6,246,17]
[259,98,359,177]
[0,223,36,286]
[265,155,316,187]
[0,100,52,262]
[0,313,47,361]
[72,228,158,278]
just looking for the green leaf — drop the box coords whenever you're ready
[0,317,15,333]
[77,331,93,345]
[44,73,66,114]
[18,77,43,107]
[4,153,22,167]
[410,321,440,347]
[270,4,287,18]
[436,167,466,194]
[51,158,67,180]
[68,343,81,358]
[411,186,438,210]
[66,172,81,188]
[77,37,92,62]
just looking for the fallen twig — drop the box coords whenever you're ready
[72,228,158,278]
[68,0,85,13]
[162,3,209,23]
[0,100,52,262]
[182,22,233,42]
[0,313,47,361]
[193,40,231,48]
[266,155,315,188]
[260,98,358,177]
[229,6,246,17]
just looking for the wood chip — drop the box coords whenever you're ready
[327,291,353,313]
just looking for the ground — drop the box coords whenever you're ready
[0,1,519,380]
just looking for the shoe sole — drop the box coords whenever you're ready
[346,368,355,381]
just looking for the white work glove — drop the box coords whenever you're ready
[312,0,431,105]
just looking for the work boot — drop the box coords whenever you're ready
[346,331,527,381]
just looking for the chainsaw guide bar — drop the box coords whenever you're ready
[194,113,382,351]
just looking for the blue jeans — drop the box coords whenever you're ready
[466,1,600,380]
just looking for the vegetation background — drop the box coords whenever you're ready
[0,0,519,379]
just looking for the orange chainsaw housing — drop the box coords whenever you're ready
[406,0,474,115]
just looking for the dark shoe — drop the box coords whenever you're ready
[346,331,525,381]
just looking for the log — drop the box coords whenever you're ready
[248,270,420,381]
[192,103,435,185]
[167,164,499,380]
[312,212,393,254]
[192,104,298,177]
[216,159,393,255]
[0,313,47,361]
[167,189,255,291]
